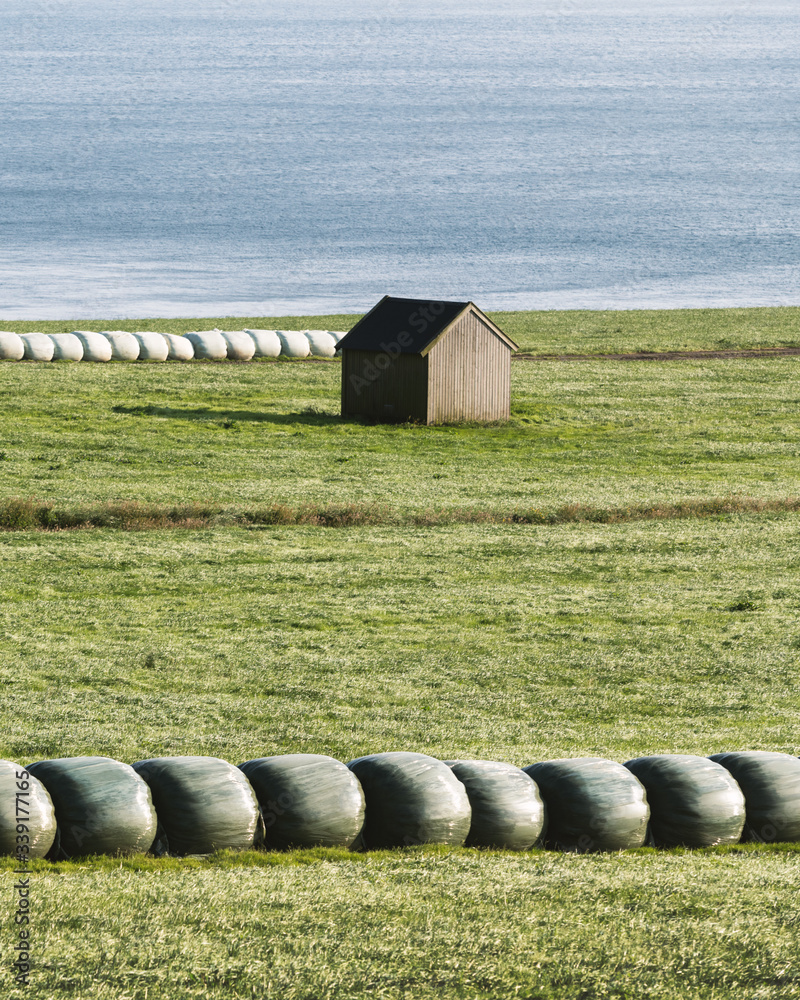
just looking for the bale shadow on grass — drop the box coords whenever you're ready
[111,404,340,426]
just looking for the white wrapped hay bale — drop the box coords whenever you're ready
[133,332,169,361]
[0,760,58,859]
[446,759,546,850]
[27,756,157,858]
[220,330,256,361]
[347,751,471,849]
[524,758,649,852]
[19,333,55,362]
[132,756,260,855]
[710,751,800,843]
[304,331,337,358]
[625,754,745,847]
[0,332,25,360]
[185,330,228,361]
[72,331,112,362]
[239,754,365,850]
[161,333,194,361]
[244,329,281,358]
[101,331,140,361]
[326,330,346,344]
[48,333,84,361]
[276,330,311,358]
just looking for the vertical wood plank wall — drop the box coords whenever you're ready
[341,350,428,421]
[426,310,511,423]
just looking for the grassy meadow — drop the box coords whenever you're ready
[1,306,800,999]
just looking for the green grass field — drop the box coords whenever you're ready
[2,307,800,999]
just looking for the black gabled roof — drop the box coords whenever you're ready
[337,296,472,354]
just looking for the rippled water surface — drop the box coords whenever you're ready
[1,0,798,318]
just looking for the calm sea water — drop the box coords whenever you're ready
[1,0,798,319]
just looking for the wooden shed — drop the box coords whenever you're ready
[337,296,518,424]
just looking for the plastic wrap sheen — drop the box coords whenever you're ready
[524,757,649,852]
[709,751,800,842]
[185,331,228,360]
[27,756,157,857]
[0,332,25,360]
[72,331,112,362]
[48,333,84,361]
[244,329,281,358]
[0,760,58,858]
[19,333,55,361]
[102,331,140,361]
[132,756,260,855]
[133,333,169,361]
[276,331,311,358]
[220,331,256,361]
[446,759,546,850]
[625,754,745,846]
[347,752,471,849]
[239,754,365,849]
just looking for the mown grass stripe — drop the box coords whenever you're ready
[2,495,800,531]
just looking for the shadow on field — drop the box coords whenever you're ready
[111,404,340,426]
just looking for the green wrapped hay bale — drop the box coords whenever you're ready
[709,751,800,843]
[346,751,471,849]
[27,756,157,858]
[239,754,365,850]
[0,760,57,859]
[524,757,649,852]
[132,756,260,855]
[445,759,545,850]
[624,754,745,847]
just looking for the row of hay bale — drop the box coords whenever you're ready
[0,329,344,363]
[3,751,800,860]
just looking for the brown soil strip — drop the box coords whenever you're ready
[514,347,800,361]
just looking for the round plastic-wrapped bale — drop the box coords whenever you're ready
[239,754,365,850]
[161,333,194,361]
[0,332,25,361]
[133,332,169,361]
[0,760,58,859]
[132,756,260,855]
[244,329,281,358]
[304,331,337,358]
[48,333,84,361]
[219,331,255,361]
[709,751,800,843]
[276,330,311,358]
[185,330,228,361]
[624,754,745,847]
[101,331,140,361]
[446,759,546,850]
[19,333,55,361]
[27,756,157,858]
[347,751,471,849]
[523,757,649,852]
[72,331,112,362]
